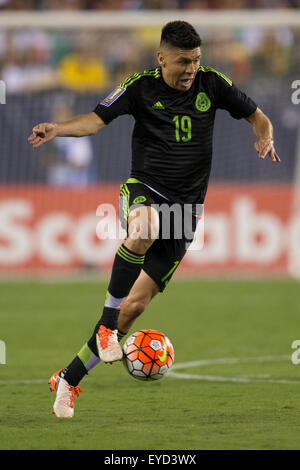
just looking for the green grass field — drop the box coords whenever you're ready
[0,278,299,450]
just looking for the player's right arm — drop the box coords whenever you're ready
[29,78,136,149]
[28,112,105,149]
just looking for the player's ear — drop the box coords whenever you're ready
[157,51,165,67]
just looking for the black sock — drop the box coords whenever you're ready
[108,244,145,299]
[62,356,87,387]
[99,306,120,330]
[95,244,145,331]
[117,329,127,343]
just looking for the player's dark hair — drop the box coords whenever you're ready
[160,21,201,50]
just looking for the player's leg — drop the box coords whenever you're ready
[65,195,159,369]
[118,269,160,334]
[49,187,160,416]
[96,203,160,362]
[49,269,159,418]
[86,269,160,356]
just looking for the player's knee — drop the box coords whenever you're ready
[127,205,159,253]
[125,237,153,254]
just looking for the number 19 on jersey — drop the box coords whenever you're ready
[172,115,192,143]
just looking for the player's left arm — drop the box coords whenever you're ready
[245,107,281,163]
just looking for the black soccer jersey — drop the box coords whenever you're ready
[93,66,257,204]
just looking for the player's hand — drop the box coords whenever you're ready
[254,137,281,162]
[28,122,58,148]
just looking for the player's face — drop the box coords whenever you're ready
[157,46,201,91]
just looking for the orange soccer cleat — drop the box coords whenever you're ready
[96,325,123,363]
[48,369,82,418]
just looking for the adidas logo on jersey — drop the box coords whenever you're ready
[152,101,165,110]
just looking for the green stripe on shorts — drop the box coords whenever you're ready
[117,245,145,264]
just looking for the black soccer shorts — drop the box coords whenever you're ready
[119,180,199,292]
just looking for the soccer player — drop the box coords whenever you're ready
[28,21,280,418]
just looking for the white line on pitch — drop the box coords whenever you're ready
[0,379,46,385]
[167,354,300,384]
[167,372,300,384]
[170,355,290,371]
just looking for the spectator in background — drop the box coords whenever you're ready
[254,28,293,79]
[58,33,110,91]
[228,42,252,86]
[1,30,58,92]
[45,102,95,186]
[107,28,157,82]
[202,30,234,78]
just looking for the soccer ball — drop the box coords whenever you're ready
[122,329,175,381]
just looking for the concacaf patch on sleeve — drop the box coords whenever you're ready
[100,86,126,107]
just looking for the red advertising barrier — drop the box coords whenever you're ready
[183,183,295,276]
[0,184,298,276]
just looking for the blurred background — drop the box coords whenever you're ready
[0,0,299,278]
